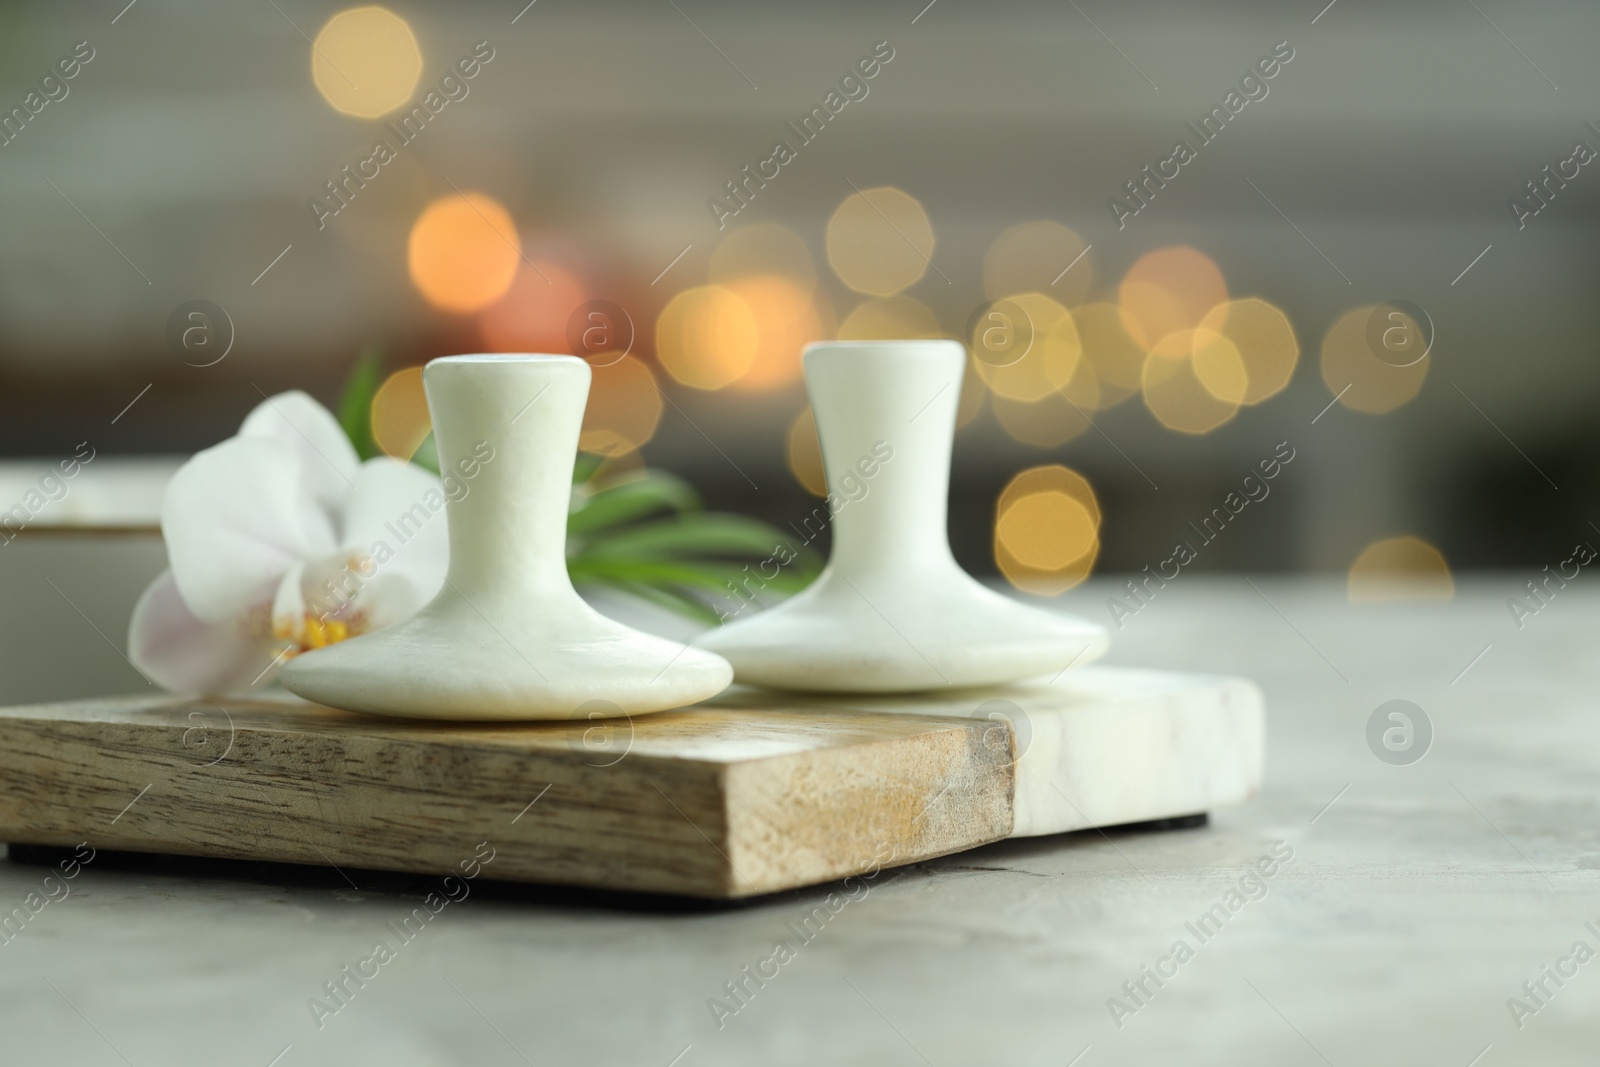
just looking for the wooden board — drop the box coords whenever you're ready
[0,693,1013,899]
[0,668,1263,898]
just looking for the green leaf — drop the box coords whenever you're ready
[572,452,605,485]
[567,556,749,594]
[581,514,788,559]
[570,552,815,611]
[568,499,822,621]
[338,343,384,460]
[577,577,724,626]
[410,432,440,475]
[568,471,700,537]
[736,563,817,594]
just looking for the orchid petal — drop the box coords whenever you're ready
[340,457,451,630]
[271,561,309,645]
[129,570,287,695]
[163,436,338,623]
[238,390,360,518]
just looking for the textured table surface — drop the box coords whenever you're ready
[1,576,1595,1066]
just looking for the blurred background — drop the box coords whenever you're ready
[1,0,1597,698]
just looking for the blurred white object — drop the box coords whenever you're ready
[281,354,733,720]
[698,340,1109,692]
[0,456,180,530]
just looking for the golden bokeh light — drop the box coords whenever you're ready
[972,292,1082,403]
[1198,298,1298,405]
[1191,328,1251,404]
[370,366,430,460]
[580,355,663,457]
[710,223,817,294]
[837,295,944,341]
[1321,305,1429,414]
[999,494,1096,570]
[655,285,758,390]
[826,186,935,297]
[479,261,587,354]
[726,275,825,391]
[1119,246,1229,349]
[991,361,1098,448]
[312,6,423,119]
[983,221,1094,306]
[994,522,1101,593]
[994,465,1102,595]
[999,464,1102,526]
[786,407,826,496]
[1348,536,1454,602]
[1142,329,1242,434]
[1073,301,1146,409]
[407,193,521,313]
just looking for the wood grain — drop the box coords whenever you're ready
[0,693,1014,899]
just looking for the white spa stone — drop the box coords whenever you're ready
[279,354,733,720]
[696,339,1109,692]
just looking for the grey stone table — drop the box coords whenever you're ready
[1,576,1595,1066]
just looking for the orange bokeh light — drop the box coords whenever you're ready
[370,366,431,460]
[971,292,1081,403]
[826,186,935,297]
[407,193,522,313]
[655,286,759,391]
[1321,305,1429,414]
[725,275,825,391]
[1142,328,1243,434]
[993,465,1102,595]
[786,407,826,496]
[1198,298,1299,405]
[479,261,587,354]
[580,355,663,457]
[1118,246,1229,349]
[1348,536,1454,602]
[311,6,421,119]
[1074,301,1146,409]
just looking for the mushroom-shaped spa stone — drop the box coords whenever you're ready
[281,354,733,720]
[696,340,1108,692]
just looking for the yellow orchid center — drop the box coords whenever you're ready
[273,612,365,654]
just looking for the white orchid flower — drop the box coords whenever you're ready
[129,391,450,695]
